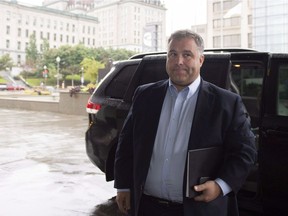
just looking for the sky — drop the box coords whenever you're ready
[16,0,207,36]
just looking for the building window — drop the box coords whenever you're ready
[33,17,37,26]
[47,32,50,40]
[17,41,21,50]
[40,18,44,28]
[213,36,221,48]
[18,28,22,37]
[17,55,21,65]
[18,15,22,25]
[224,16,240,27]
[26,29,29,37]
[72,36,75,43]
[26,15,29,25]
[66,35,69,43]
[213,2,221,12]
[60,22,63,31]
[248,15,252,25]
[40,31,43,39]
[82,26,85,34]
[54,33,57,41]
[66,23,69,31]
[54,21,57,30]
[6,11,11,21]
[6,26,10,35]
[223,34,241,47]
[72,24,75,32]
[60,34,63,42]
[213,19,221,28]
[248,33,252,48]
[6,40,10,49]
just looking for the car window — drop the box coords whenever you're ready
[231,62,265,128]
[138,59,168,86]
[105,64,138,99]
[231,63,264,97]
[277,64,288,116]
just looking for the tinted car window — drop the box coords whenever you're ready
[105,64,138,99]
[277,64,288,116]
[200,54,231,89]
[231,62,265,128]
[232,64,264,97]
[138,58,168,86]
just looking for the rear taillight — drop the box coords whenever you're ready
[86,100,101,114]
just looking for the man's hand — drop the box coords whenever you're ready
[193,180,222,202]
[116,191,131,214]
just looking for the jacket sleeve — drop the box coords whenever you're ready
[114,86,143,189]
[219,95,257,193]
[114,108,134,189]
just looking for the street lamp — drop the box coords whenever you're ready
[81,66,84,86]
[56,56,61,90]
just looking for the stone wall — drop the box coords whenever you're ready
[0,92,91,116]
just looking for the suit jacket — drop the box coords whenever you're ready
[114,79,257,216]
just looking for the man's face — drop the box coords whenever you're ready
[166,37,204,91]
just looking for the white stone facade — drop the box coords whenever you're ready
[0,0,166,66]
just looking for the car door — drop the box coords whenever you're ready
[258,53,288,215]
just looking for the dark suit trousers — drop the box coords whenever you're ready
[138,194,184,216]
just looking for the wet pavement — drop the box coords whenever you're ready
[0,108,116,216]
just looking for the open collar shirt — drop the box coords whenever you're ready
[144,76,201,202]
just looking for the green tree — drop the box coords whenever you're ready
[25,34,38,68]
[0,54,13,71]
[81,58,104,84]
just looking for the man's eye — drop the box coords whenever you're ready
[169,53,177,57]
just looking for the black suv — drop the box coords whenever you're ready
[85,50,288,215]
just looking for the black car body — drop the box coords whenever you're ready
[86,50,288,215]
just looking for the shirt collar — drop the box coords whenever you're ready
[168,75,201,99]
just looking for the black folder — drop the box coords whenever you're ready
[186,146,223,198]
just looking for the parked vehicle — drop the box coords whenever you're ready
[6,83,25,91]
[0,83,7,91]
[85,50,288,215]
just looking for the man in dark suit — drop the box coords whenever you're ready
[114,29,257,216]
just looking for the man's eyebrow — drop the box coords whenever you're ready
[168,49,176,53]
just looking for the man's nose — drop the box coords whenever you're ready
[176,55,184,65]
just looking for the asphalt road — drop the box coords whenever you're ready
[0,108,116,216]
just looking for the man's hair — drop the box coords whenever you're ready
[168,29,204,54]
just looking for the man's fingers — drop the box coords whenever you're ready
[193,180,221,202]
[194,181,207,192]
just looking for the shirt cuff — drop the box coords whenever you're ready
[117,188,130,192]
[215,178,232,196]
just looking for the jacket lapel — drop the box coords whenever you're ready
[188,80,216,150]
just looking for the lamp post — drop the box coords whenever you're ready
[56,56,61,90]
[81,66,84,86]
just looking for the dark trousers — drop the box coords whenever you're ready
[138,194,184,216]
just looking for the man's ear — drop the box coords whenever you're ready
[200,54,205,67]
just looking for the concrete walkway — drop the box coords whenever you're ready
[0,108,116,216]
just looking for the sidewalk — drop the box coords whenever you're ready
[0,108,116,216]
